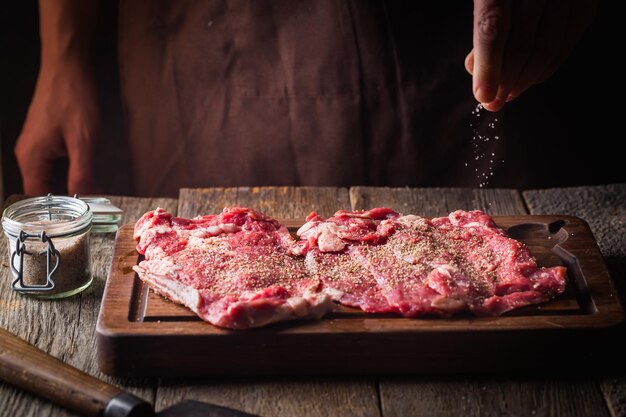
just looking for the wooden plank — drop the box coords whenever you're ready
[349,187,526,216]
[179,186,350,218]
[156,377,380,417]
[0,196,176,417]
[350,187,610,417]
[523,184,626,417]
[109,195,178,225]
[601,377,626,417]
[149,187,379,417]
[0,193,24,210]
[379,377,610,417]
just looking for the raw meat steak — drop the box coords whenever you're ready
[133,207,334,329]
[299,209,566,317]
[134,206,566,329]
[296,208,401,313]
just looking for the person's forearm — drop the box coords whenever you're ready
[38,0,100,68]
[15,0,103,195]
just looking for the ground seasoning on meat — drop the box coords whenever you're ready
[134,207,567,326]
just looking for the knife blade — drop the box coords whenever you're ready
[0,327,257,417]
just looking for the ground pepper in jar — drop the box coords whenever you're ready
[2,195,93,299]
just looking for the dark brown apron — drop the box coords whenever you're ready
[117,0,496,197]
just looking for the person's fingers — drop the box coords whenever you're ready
[465,50,474,75]
[65,128,98,195]
[508,0,571,100]
[466,50,504,110]
[472,47,505,111]
[15,131,64,195]
[481,99,505,112]
[498,0,545,99]
[67,153,97,195]
[472,0,512,104]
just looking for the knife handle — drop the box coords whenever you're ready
[0,327,152,417]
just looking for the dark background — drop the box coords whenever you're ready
[1,1,623,199]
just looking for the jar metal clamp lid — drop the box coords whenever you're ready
[11,230,61,292]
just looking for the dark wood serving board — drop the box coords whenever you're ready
[96,216,624,377]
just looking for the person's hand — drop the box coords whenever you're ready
[15,62,100,195]
[465,0,597,112]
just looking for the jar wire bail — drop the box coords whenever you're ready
[11,230,60,292]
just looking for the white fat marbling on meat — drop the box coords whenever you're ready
[318,229,346,252]
[297,221,318,237]
[206,226,223,236]
[220,223,241,233]
[431,296,466,311]
[133,263,201,315]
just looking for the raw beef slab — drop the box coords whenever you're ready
[294,208,400,313]
[298,209,566,317]
[133,207,334,329]
[133,206,567,329]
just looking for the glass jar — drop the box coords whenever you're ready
[1,195,93,299]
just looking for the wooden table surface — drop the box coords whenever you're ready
[1,185,624,417]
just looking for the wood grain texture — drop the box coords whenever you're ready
[0,195,176,417]
[351,187,611,417]
[156,377,380,417]
[349,187,527,216]
[379,376,610,417]
[523,184,626,417]
[178,186,350,218]
[153,187,379,417]
[0,193,24,210]
[107,195,178,225]
[601,377,626,417]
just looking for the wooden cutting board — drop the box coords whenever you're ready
[96,216,624,377]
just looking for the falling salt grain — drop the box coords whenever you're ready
[467,103,503,187]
